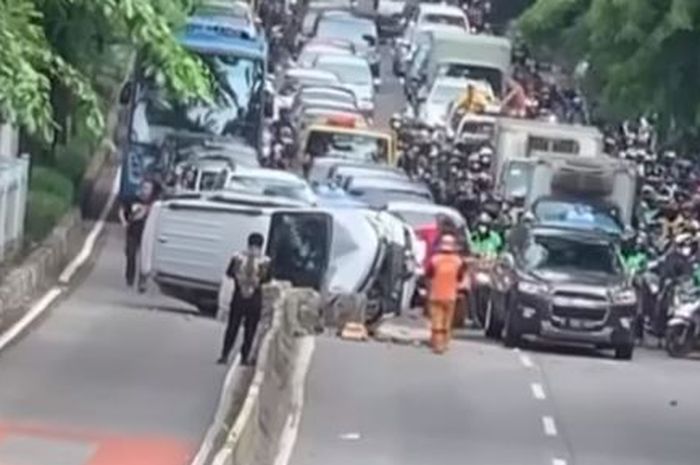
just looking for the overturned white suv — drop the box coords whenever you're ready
[140,191,419,321]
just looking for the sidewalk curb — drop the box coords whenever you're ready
[0,168,120,353]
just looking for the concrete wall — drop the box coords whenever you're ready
[0,124,19,160]
[210,283,321,465]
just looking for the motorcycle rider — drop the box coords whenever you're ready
[660,201,689,245]
[470,213,503,259]
[621,232,650,276]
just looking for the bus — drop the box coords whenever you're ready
[119,11,268,200]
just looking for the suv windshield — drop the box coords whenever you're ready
[131,52,264,147]
[533,200,622,234]
[523,235,620,275]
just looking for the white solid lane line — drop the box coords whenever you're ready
[542,416,558,437]
[0,287,63,352]
[531,382,546,400]
[520,353,534,368]
[552,459,567,465]
[59,167,121,284]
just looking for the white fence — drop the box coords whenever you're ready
[0,155,29,261]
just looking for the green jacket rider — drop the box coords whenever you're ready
[620,234,649,276]
[470,214,503,259]
[622,251,648,276]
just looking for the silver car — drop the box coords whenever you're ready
[313,11,381,83]
[313,54,375,117]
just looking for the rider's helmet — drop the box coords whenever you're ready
[475,212,492,235]
[662,150,677,166]
[468,153,482,173]
[478,145,493,169]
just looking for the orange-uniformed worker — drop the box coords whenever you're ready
[425,235,467,354]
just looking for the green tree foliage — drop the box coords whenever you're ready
[0,0,209,140]
[519,0,700,135]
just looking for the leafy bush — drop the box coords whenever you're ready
[54,142,90,187]
[24,190,71,243]
[30,166,74,204]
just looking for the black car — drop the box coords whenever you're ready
[486,223,637,360]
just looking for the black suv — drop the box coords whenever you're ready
[485,223,637,360]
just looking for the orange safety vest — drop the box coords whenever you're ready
[427,252,466,302]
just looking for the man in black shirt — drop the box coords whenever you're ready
[218,233,271,366]
[119,180,155,290]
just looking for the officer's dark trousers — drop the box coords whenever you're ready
[221,291,262,362]
[125,231,141,286]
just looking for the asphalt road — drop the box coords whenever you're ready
[288,40,700,465]
[0,226,228,465]
[291,334,700,465]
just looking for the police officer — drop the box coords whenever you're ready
[218,233,271,366]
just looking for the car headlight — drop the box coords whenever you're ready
[611,288,637,305]
[518,281,549,295]
[475,271,491,285]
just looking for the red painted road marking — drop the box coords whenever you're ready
[0,422,193,465]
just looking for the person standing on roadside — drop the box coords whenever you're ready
[218,233,271,366]
[425,235,467,354]
[118,180,155,291]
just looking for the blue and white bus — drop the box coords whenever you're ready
[119,11,268,200]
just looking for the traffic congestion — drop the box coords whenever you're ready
[114,0,700,363]
[7,2,700,465]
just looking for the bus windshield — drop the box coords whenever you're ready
[130,52,264,147]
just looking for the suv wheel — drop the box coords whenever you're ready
[484,298,503,339]
[503,311,522,348]
[614,344,634,360]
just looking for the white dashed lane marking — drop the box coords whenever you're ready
[531,383,546,400]
[520,353,534,368]
[552,459,567,465]
[542,416,558,437]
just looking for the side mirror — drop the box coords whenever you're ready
[119,81,133,105]
[362,34,377,47]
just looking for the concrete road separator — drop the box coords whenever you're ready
[273,336,315,465]
[190,354,242,465]
[209,286,321,465]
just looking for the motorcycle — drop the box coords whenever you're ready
[467,256,496,328]
[665,278,700,357]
